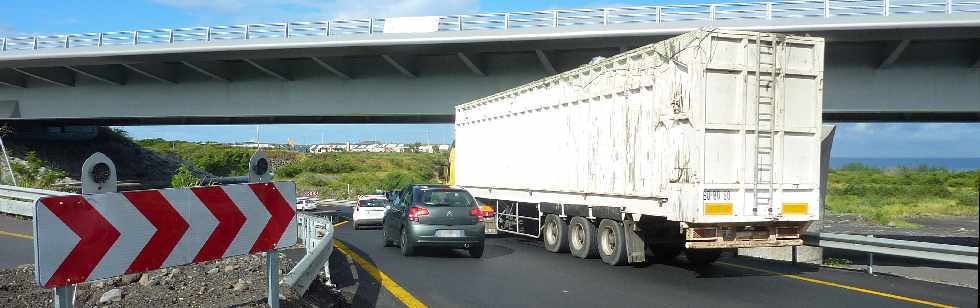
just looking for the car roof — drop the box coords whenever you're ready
[358,195,386,200]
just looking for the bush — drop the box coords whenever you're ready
[275,164,303,178]
[381,171,422,191]
[10,151,67,190]
[170,165,199,188]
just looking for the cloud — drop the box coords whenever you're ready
[832,123,980,158]
[154,0,480,22]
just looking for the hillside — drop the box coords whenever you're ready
[2,127,208,191]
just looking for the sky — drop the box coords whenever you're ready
[2,1,979,158]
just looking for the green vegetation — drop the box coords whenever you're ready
[10,151,67,190]
[823,257,853,267]
[137,139,448,198]
[170,165,199,188]
[281,152,446,199]
[137,139,253,177]
[827,163,979,227]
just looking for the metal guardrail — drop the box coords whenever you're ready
[283,213,335,298]
[2,0,979,52]
[0,184,70,217]
[805,232,979,266]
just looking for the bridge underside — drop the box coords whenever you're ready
[1,15,979,125]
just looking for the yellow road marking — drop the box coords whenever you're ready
[718,261,955,308]
[332,224,427,308]
[333,220,349,227]
[0,230,33,240]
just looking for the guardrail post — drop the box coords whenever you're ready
[325,21,331,36]
[64,35,70,48]
[133,31,139,45]
[267,251,280,308]
[169,29,175,43]
[553,10,560,27]
[709,5,717,20]
[504,13,510,29]
[2,37,6,51]
[824,0,831,17]
[458,16,464,31]
[883,0,890,16]
[284,22,289,38]
[946,0,952,14]
[245,25,250,39]
[656,7,662,23]
[369,19,374,34]
[98,33,103,46]
[867,235,875,274]
[32,37,37,50]
[206,27,212,41]
[602,8,609,25]
[766,3,773,20]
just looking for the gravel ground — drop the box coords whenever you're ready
[0,250,347,308]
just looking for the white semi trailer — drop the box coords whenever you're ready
[450,29,827,265]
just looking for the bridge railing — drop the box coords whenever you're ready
[2,0,980,52]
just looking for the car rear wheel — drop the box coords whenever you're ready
[597,219,627,266]
[382,228,395,247]
[568,217,598,259]
[468,244,484,258]
[543,214,569,253]
[400,228,415,256]
[686,249,723,265]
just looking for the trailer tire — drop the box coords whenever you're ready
[543,214,569,253]
[568,217,598,259]
[685,249,723,265]
[597,219,627,266]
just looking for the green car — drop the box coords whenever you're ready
[382,185,486,258]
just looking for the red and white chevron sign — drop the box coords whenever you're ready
[32,182,297,288]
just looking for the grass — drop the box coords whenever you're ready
[826,163,979,227]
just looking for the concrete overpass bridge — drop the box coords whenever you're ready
[1,0,979,125]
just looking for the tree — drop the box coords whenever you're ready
[171,165,199,188]
[381,171,420,191]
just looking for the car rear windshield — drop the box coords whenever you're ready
[359,199,386,207]
[417,190,475,207]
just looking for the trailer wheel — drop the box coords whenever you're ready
[568,217,598,259]
[685,249,723,265]
[597,219,627,265]
[543,214,569,253]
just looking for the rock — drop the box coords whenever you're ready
[138,273,156,287]
[223,265,236,272]
[207,268,219,275]
[115,273,139,286]
[98,289,122,304]
[233,278,248,291]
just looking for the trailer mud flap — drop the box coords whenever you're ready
[623,220,646,264]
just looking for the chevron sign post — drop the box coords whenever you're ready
[32,181,297,288]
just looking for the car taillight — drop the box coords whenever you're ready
[408,207,429,222]
[469,207,484,222]
[479,205,495,218]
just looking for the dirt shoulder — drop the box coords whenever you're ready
[0,249,347,308]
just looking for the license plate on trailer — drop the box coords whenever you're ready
[434,230,464,237]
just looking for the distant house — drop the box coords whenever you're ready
[307,142,449,153]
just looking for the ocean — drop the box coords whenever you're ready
[831,158,980,171]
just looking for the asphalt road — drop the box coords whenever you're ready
[2,205,977,308]
[319,205,978,308]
